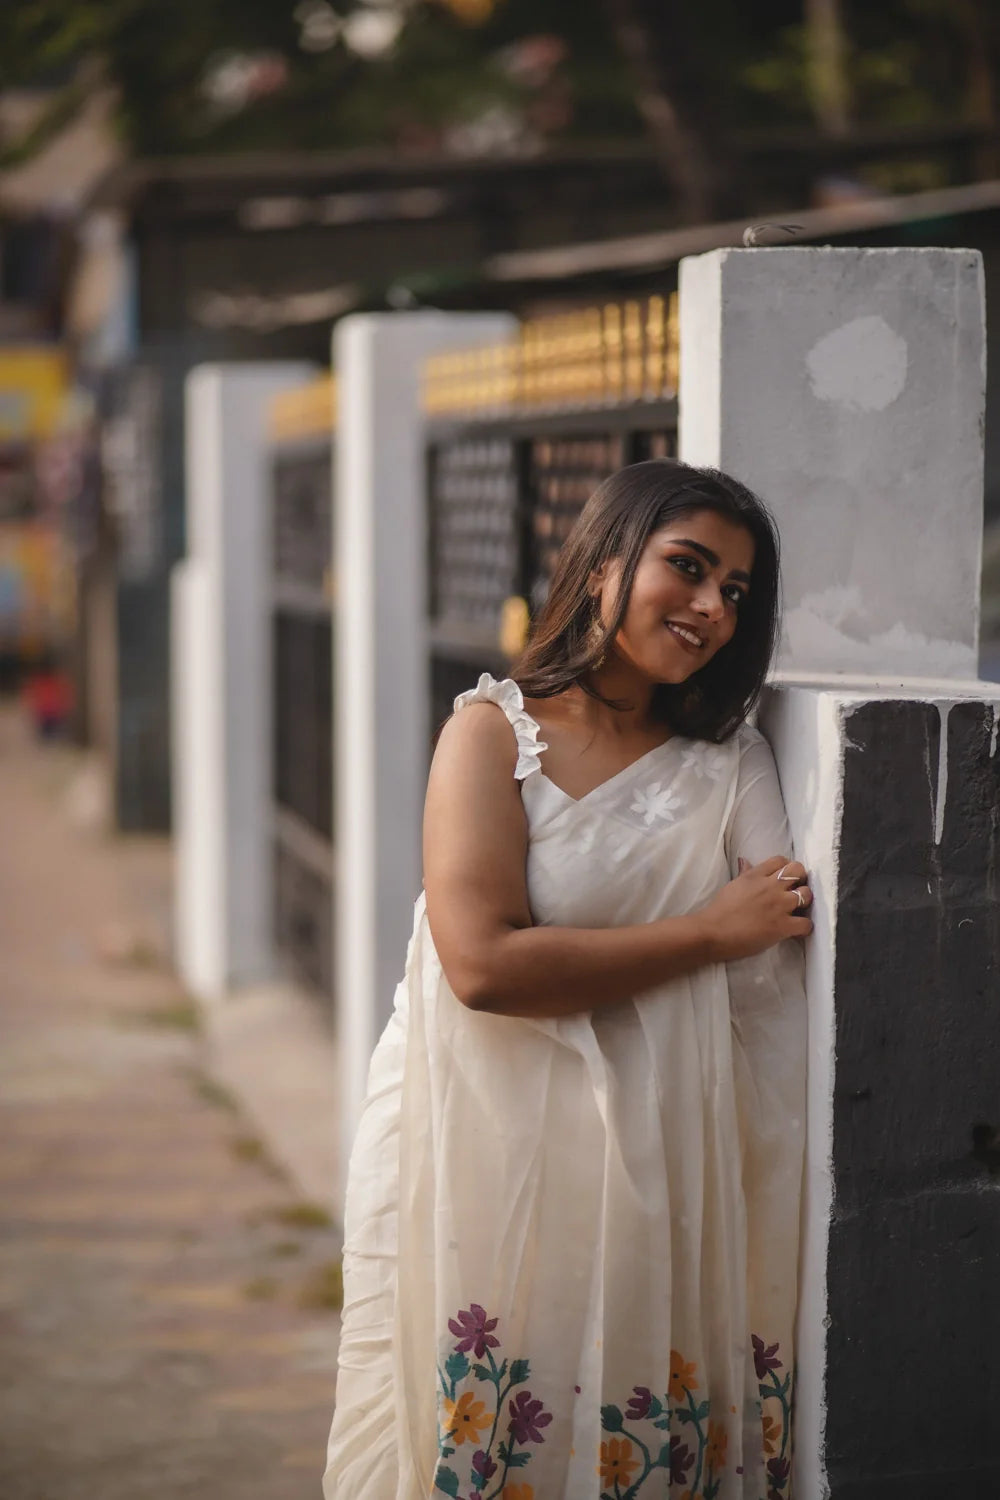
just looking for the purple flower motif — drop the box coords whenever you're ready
[669,1436,694,1483]
[752,1334,783,1381]
[767,1454,791,1497]
[508,1390,553,1445]
[448,1304,500,1359]
[626,1386,652,1421]
[471,1450,497,1480]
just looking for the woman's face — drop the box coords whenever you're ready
[594,509,755,685]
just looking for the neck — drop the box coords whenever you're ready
[577,652,658,734]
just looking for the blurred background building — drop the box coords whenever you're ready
[2,0,999,827]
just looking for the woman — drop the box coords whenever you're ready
[326,459,809,1500]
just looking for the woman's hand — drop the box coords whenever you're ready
[699,855,813,961]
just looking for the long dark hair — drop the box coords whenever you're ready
[512,459,781,742]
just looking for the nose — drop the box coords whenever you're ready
[692,582,726,623]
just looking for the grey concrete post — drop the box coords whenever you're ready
[332,312,515,1203]
[680,248,999,1498]
[172,361,313,1001]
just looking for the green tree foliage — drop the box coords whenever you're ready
[0,0,996,192]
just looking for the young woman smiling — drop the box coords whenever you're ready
[325,460,810,1500]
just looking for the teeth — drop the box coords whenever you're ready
[667,622,702,647]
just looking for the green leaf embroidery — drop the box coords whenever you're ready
[601,1403,624,1432]
[434,1466,460,1497]
[445,1352,470,1384]
[506,1451,530,1468]
[508,1358,530,1384]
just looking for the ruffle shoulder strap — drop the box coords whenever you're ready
[452,673,548,781]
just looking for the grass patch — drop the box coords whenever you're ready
[187,1070,239,1113]
[296,1259,343,1312]
[229,1135,288,1183]
[267,1201,333,1231]
[243,1275,280,1302]
[134,1000,201,1033]
[268,1239,303,1259]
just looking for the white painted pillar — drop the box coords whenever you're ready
[333,312,515,1199]
[680,246,984,679]
[680,249,995,1499]
[172,361,313,1001]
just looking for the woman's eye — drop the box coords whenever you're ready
[668,556,699,577]
[723,586,746,606]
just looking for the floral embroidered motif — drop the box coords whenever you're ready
[680,746,728,781]
[597,1337,792,1499]
[443,1391,494,1447]
[629,780,682,827]
[435,1306,551,1500]
[435,1315,791,1500]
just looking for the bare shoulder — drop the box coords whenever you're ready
[431,702,519,784]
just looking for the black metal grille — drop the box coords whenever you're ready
[273,837,333,998]
[273,446,331,592]
[273,611,333,839]
[428,438,520,629]
[426,404,676,706]
[269,437,335,1003]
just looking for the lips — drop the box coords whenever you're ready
[664,620,705,652]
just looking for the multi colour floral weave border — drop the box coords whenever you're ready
[433,1306,792,1500]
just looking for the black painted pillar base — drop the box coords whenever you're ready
[825,696,1000,1499]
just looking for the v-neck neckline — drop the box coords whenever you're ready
[537,735,680,807]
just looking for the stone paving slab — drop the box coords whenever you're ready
[0,707,341,1500]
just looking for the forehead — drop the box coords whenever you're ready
[646,510,755,571]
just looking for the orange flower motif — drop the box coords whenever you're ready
[599,1437,639,1487]
[761,1412,781,1456]
[441,1390,493,1447]
[705,1418,728,1471]
[501,1486,534,1500]
[668,1348,699,1402]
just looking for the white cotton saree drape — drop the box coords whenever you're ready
[326,675,806,1500]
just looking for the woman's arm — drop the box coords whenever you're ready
[423,706,811,1019]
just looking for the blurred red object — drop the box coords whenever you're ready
[23,666,74,738]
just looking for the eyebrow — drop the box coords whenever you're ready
[668,537,752,586]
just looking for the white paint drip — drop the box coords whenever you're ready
[989,704,999,759]
[933,702,953,846]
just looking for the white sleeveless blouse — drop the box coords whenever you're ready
[325,675,806,1500]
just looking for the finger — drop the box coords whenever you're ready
[737,857,750,875]
[774,860,807,885]
[786,884,813,911]
[756,854,793,877]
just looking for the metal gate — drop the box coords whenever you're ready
[268,377,336,1001]
[423,297,680,729]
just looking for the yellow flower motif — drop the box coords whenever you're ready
[705,1418,728,1471]
[599,1437,639,1487]
[761,1412,781,1456]
[501,1486,533,1500]
[668,1348,699,1402]
[441,1390,493,1447]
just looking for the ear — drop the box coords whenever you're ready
[587,562,608,598]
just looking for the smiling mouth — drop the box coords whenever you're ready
[664,621,706,650]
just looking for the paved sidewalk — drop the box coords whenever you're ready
[0,706,340,1500]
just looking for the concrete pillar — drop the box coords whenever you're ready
[172,361,313,1001]
[680,249,999,1498]
[679,247,984,679]
[333,311,514,1199]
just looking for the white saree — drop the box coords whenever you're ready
[325,675,806,1500]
